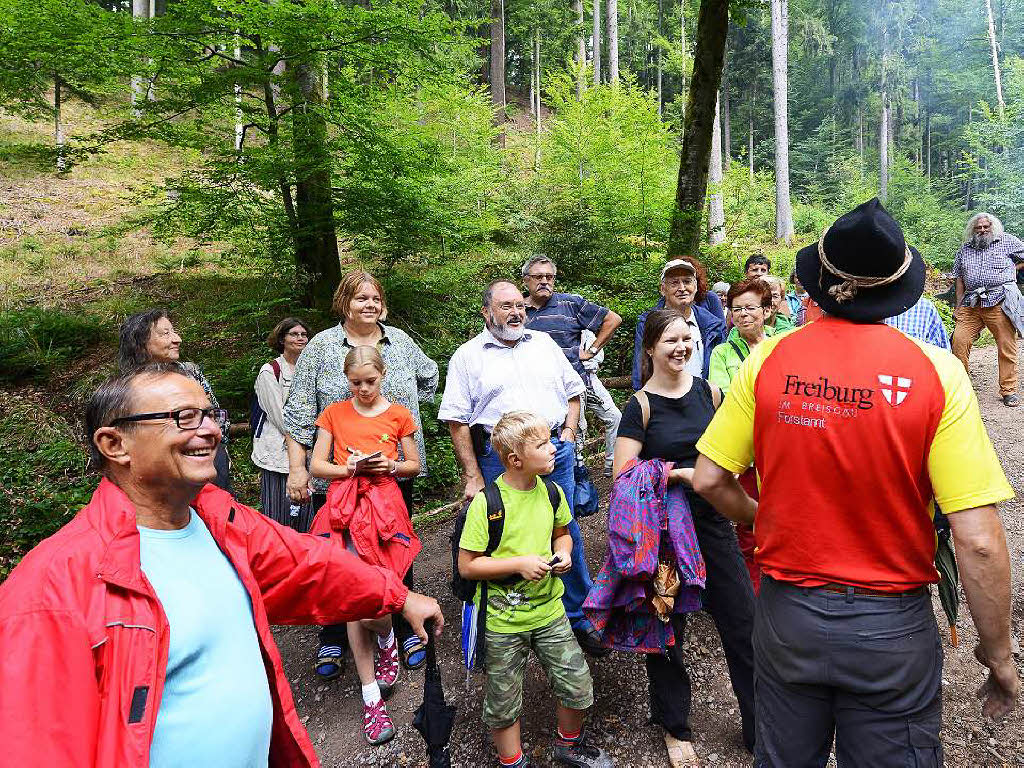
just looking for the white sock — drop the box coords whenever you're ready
[361,681,382,706]
[377,629,395,650]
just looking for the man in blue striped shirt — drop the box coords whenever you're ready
[523,256,623,476]
[883,296,950,351]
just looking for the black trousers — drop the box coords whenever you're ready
[317,479,416,649]
[646,497,756,751]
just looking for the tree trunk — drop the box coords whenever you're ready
[292,60,341,307]
[985,0,1005,117]
[54,75,66,173]
[534,28,542,167]
[234,35,243,152]
[131,0,148,116]
[708,93,725,245]
[721,49,730,169]
[656,0,663,116]
[879,95,889,203]
[574,0,586,97]
[607,0,619,85]
[491,0,507,145]
[769,0,794,242]
[926,108,931,183]
[680,0,687,117]
[668,0,729,257]
[593,0,601,85]
[748,79,755,184]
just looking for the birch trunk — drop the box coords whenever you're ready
[234,35,243,152]
[985,0,1005,117]
[769,0,794,242]
[131,0,148,116]
[607,0,619,84]
[54,75,66,173]
[879,96,889,203]
[721,51,730,169]
[709,94,725,245]
[593,0,601,85]
[534,28,541,167]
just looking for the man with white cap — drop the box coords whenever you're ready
[631,256,726,391]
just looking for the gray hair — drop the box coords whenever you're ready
[520,254,557,279]
[482,279,517,309]
[964,212,1004,244]
[85,362,187,472]
[711,281,730,294]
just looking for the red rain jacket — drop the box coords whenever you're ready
[0,478,409,768]
[310,475,421,579]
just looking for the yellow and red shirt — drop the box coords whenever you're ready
[696,316,1013,591]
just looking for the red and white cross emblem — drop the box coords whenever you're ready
[877,374,912,406]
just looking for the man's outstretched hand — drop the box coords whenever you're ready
[401,591,445,644]
[975,643,1020,719]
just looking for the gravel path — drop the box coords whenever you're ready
[273,343,1023,767]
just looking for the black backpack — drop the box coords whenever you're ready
[250,359,282,437]
[450,477,561,601]
[450,478,561,668]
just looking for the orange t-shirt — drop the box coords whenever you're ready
[315,399,417,465]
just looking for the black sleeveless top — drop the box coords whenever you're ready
[617,377,716,470]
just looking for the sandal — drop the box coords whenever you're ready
[400,636,427,670]
[374,634,400,699]
[314,644,344,681]
[664,734,700,767]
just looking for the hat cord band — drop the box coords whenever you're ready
[817,225,913,303]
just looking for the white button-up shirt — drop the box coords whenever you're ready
[439,328,587,430]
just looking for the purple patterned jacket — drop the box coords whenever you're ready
[583,458,705,653]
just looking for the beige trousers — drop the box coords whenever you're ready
[951,303,1019,396]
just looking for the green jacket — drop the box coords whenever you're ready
[708,325,778,394]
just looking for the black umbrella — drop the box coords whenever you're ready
[934,523,960,647]
[413,623,456,768]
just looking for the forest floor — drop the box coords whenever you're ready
[272,343,1024,768]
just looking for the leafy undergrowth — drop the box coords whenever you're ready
[0,391,95,580]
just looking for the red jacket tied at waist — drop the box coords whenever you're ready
[0,478,409,768]
[309,475,421,579]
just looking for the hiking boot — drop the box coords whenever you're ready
[374,634,400,699]
[553,738,614,768]
[1002,394,1020,407]
[362,699,396,745]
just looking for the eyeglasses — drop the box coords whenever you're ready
[527,272,556,282]
[665,277,697,287]
[285,330,308,338]
[110,407,228,430]
[496,302,527,312]
[731,306,766,315]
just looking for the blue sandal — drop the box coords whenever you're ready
[400,636,426,670]
[314,644,345,680]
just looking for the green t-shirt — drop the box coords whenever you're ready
[458,475,573,634]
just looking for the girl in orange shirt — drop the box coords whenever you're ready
[310,346,420,746]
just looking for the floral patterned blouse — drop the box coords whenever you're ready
[283,322,439,491]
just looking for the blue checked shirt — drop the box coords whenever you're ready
[883,297,950,351]
[525,292,609,382]
[952,234,1024,307]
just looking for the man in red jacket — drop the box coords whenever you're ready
[0,363,444,768]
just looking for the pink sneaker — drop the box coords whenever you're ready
[374,634,400,699]
[363,699,396,745]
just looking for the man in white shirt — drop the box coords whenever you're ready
[440,280,606,655]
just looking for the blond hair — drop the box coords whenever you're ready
[331,269,389,321]
[490,410,550,465]
[343,345,386,377]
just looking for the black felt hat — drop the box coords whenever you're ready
[795,198,926,323]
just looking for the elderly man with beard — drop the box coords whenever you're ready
[440,280,606,656]
[952,212,1024,406]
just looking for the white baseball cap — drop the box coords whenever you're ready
[660,259,697,282]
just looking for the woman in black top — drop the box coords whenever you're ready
[613,309,755,767]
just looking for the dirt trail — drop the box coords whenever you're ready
[273,343,1024,767]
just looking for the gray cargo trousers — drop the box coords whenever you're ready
[754,576,943,767]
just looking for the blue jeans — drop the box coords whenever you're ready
[477,437,594,629]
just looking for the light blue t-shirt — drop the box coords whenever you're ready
[139,510,273,768]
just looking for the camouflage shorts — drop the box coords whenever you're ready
[482,613,594,729]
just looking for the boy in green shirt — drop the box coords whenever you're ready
[458,411,612,768]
